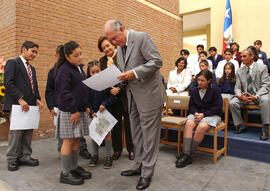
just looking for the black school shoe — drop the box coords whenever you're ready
[8,160,19,171]
[18,158,39,167]
[71,166,92,179]
[88,155,99,167]
[104,156,113,169]
[175,153,192,168]
[79,149,92,159]
[60,171,84,185]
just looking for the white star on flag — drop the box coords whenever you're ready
[225,8,230,18]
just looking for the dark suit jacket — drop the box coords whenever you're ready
[208,54,223,70]
[99,54,128,112]
[45,66,56,111]
[3,57,41,111]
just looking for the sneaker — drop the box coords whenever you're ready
[88,155,98,167]
[59,171,84,185]
[79,149,92,160]
[104,156,113,169]
[175,153,192,168]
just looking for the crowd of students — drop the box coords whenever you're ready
[2,38,135,186]
[168,41,270,168]
[168,40,269,98]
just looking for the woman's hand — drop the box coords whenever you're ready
[71,112,80,125]
[92,113,97,118]
[99,105,105,113]
[169,87,177,93]
[195,113,204,122]
[50,109,57,116]
[110,87,120,96]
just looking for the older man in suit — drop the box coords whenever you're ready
[104,20,166,190]
[4,41,44,171]
[229,48,270,140]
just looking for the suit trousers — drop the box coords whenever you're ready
[6,129,33,162]
[129,94,162,178]
[229,94,270,126]
[111,100,134,153]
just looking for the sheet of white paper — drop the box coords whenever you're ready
[89,109,118,146]
[10,105,40,130]
[82,65,122,91]
[53,107,60,127]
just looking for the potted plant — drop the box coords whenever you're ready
[0,57,9,140]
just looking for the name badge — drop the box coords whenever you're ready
[173,100,181,104]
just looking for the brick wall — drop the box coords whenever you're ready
[0,0,182,139]
[0,0,16,59]
[147,0,179,15]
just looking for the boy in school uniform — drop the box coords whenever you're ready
[3,41,44,171]
[207,46,223,70]
[254,40,268,63]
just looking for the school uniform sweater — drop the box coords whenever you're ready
[218,79,235,95]
[89,88,118,115]
[55,61,89,114]
[189,84,223,117]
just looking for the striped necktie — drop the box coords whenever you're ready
[247,67,254,94]
[26,62,34,94]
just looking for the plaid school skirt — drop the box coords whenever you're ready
[185,114,221,128]
[55,110,89,139]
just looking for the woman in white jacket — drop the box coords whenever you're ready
[166,57,192,95]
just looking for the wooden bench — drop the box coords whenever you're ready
[160,96,189,153]
[196,98,229,164]
[243,104,270,135]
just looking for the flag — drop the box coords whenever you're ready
[223,0,233,53]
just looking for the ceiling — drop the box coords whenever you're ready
[182,10,210,31]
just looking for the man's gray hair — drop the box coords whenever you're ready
[111,20,125,31]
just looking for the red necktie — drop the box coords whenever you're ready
[26,62,34,94]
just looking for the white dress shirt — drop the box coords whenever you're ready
[215,59,239,79]
[19,56,32,77]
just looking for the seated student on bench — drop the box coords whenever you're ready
[176,70,223,168]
